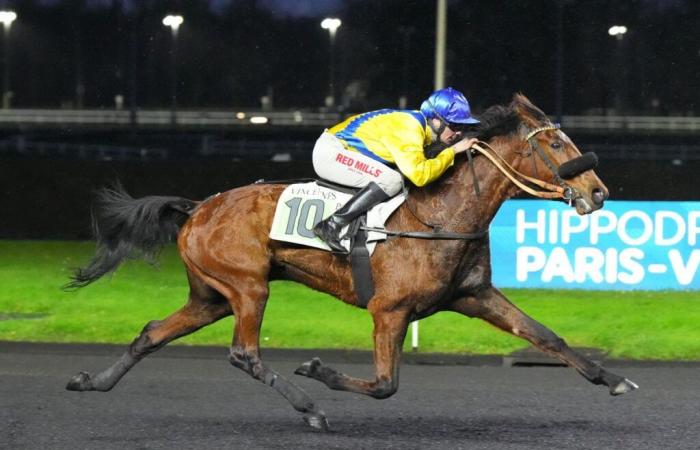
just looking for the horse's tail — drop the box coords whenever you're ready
[65,184,199,290]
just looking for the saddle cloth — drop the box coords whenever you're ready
[269,181,405,254]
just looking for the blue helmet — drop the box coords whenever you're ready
[420,87,480,125]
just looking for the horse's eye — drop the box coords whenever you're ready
[550,141,563,151]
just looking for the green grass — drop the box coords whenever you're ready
[1,240,699,360]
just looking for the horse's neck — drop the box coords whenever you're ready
[408,140,521,232]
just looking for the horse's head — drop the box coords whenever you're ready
[501,94,609,214]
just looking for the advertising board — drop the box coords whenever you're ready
[490,200,700,290]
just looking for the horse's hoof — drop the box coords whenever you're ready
[303,411,330,431]
[610,378,639,396]
[294,357,322,378]
[66,371,93,391]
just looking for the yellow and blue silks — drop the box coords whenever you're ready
[329,109,456,187]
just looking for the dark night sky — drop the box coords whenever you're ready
[0,0,697,115]
[31,0,345,16]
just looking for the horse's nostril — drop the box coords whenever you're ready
[592,188,607,205]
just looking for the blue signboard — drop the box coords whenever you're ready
[490,200,700,290]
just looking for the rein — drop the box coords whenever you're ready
[360,226,488,240]
[360,191,489,241]
[470,125,576,202]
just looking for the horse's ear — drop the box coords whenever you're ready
[511,93,547,128]
[512,92,532,106]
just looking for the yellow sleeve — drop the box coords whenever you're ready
[380,125,456,187]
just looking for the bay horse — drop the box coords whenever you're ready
[66,94,637,430]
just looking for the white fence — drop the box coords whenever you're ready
[0,109,699,132]
[0,109,340,128]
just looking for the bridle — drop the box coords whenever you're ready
[470,124,592,205]
[526,125,576,201]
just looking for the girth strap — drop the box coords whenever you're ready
[350,218,374,308]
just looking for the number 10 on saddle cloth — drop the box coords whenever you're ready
[269,181,405,253]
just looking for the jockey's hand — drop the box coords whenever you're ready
[453,137,479,154]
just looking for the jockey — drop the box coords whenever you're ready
[312,87,481,253]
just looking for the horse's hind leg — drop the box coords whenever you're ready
[223,281,329,430]
[448,287,638,395]
[295,309,409,399]
[66,270,231,392]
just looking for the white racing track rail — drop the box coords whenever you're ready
[0,109,699,133]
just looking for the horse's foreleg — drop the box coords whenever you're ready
[225,285,329,431]
[295,309,408,399]
[66,284,231,392]
[449,288,638,395]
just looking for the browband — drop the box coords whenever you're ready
[525,124,560,141]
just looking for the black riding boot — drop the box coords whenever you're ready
[313,182,390,253]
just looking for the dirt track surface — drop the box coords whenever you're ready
[1,343,699,450]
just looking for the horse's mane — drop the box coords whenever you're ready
[474,105,519,141]
[475,94,548,142]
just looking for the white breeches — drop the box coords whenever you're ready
[311,131,403,196]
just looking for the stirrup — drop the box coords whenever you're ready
[313,219,348,253]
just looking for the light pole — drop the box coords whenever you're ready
[162,14,183,125]
[434,0,446,91]
[321,17,341,108]
[398,26,415,108]
[0,10,17,109]
[608,25,628,113]
[555,1,563,124]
